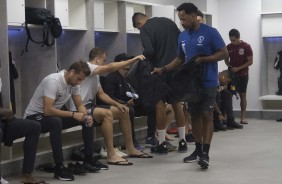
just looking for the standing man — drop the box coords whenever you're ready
[24,61,99,181]
[224,29,253,125]
[132,12,188,154]
[153,3,228,169]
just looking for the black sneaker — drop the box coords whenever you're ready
[145,137,158,148]
[185,134,195,144]
[93,160,109,170]
[183,151,198,163]
[151,141,168,155]
[83,161,101,173]
[68,162,86,175]
[178,139,188,153]
[54,165,74,181]
[166,141,177,152]
[198,154,209,169]
[227,121,243,129]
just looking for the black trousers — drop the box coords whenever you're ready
[0,118,41,173]
[26,114,94,165]
[220,90,235,122]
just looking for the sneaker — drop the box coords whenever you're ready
[68,162,86,175]
[178,139,188,153]
[100,147,108,159]
[166,141,177,152]
[183,151,199,163]
[83,162,101,173]
[145,136,158,148]
[151,141,168,155]
[227,121,243,129]
[54,165,74,181]
[133,141,144,151]
[1,177,9,184]
[84,156,108,170]
[198,154,209,169]
[114,148,128,158]
[185,133,195,144]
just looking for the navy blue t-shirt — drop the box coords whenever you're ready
[178,23,226,87]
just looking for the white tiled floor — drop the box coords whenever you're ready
[6,118,282,184]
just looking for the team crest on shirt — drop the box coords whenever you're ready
[197,36,204,46]
[239,48,245,55]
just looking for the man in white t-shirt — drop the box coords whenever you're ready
[69,47,153,166]
[24,61,98,181]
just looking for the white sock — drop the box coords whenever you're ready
[157,129,166,144]
[178,126,186,141]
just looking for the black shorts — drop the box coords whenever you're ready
[85,104,111,127]
[235,75,248,93]
[188,87,217,116]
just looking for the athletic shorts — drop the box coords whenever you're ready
[85,104,111,127]
[235,75,249,93]
[188,87,217,116]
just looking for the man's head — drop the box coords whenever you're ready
[218,70,231,85]
[229,29,241,46]
[89,47,107,65]
[114,53,132,77]
[197,10,204,23]
[132,12,148,30]
[177,3,199,31]
[66,60,91,86]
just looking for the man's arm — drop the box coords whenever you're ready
[0,108,14,120]
[197,47,229,64]
[96,87,129,113]
[152,55,184,74]
[93,55,145,75]
[43,96,85,122]
[231,56,253,73]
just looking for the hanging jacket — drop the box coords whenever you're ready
[126,59,169,111]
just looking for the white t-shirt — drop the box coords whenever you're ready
[24,70,80,118]
[68,62,101,111]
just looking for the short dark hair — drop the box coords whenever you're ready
[197,10,204,18]
[89,47,106,61]
[132,12,146,28]
[177,3,198,15]
[68,60,91,77]
[229,29,240,38]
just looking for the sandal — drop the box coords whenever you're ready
[240,120,248,124]
[128,152,153,158]
[108,159,133,166]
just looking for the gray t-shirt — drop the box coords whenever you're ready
[68,62,100,111]
[24,70,80,118]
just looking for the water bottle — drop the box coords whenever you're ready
[84,109,92,127]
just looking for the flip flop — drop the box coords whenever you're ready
[128,152,153,158]
[240,120,248,124]
[107,160,133,166]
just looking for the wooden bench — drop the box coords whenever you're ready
[258,95,282,110]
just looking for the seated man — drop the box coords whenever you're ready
[103,53,179,150]
[0,90,43,183]
[24,61,100,181]
[69,48,152,166]
[216,70,243,129]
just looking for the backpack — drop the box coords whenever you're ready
[22,7,62,54]
[169,55,205,103]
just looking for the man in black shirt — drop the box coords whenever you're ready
[132,13,187,154]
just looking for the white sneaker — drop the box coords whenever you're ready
[114,148,128,158]
[100,147,128,158]
[100,147,108,159]
[1,177,9,184]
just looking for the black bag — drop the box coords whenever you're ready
[169,55,205,103]
[22,7,62,54]
[126,59,170,111]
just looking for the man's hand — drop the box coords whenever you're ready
[0,108,14,120]
[133,55,146,61]
[127,99,135,106]
[195,57,203,65]
[151,67,163,75]
[116,103,129,113]
[72,112,85,122]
